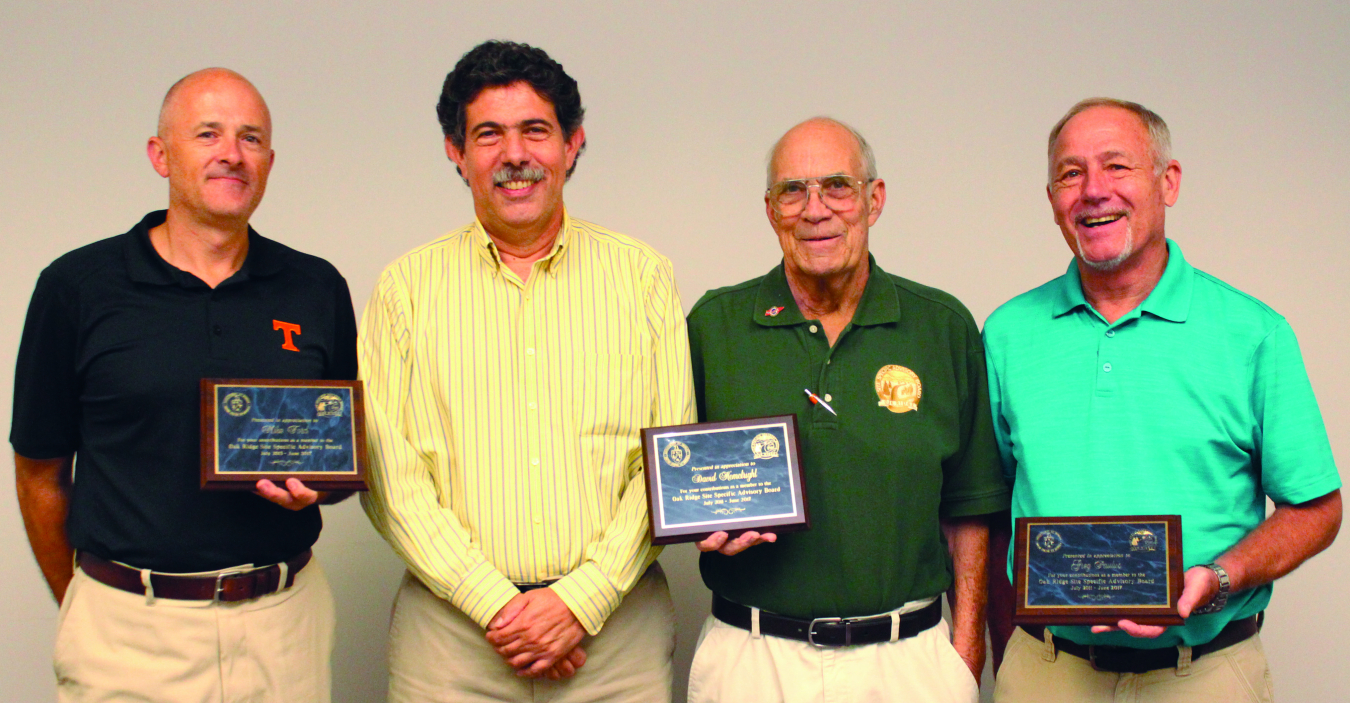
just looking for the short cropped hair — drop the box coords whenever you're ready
[437,40,586,177]
[1047,97,1172,182]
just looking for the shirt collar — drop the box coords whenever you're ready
[1052,238,1192,323]
[124,209,280,288]
[752,254,902,327]
[472,209,573,276]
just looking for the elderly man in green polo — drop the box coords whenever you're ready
[684,117,1009,702]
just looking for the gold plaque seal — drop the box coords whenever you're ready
[1035,529,1063,553]
[1130,529,1158,552]
[222,392,251,417]
[750,432,780,459]
[315,392,345,417]
[662,440,691,468]
[875,365,922,413]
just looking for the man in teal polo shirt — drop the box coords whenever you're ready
[985,98,1342,702]
[685,117,1009,703]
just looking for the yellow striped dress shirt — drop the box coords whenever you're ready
[359,213,694,635]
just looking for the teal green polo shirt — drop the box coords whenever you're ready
[984,239,1341,648]
[688,257,1009,620]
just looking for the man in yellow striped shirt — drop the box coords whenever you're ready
[359,41,694,703]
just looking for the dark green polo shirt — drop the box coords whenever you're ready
[688,257,1009,619]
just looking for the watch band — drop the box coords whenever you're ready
[1192,562,1231,614]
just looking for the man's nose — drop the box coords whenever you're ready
[502,130,528,164]
[1080,166,1111,202]
[800,185,833,221]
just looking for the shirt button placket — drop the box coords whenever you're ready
[520,281,547,551]
[1096,325,1118,395]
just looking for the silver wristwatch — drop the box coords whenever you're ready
[1192,563,1231,614]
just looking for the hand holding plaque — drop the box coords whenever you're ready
[641,415,809,545]
[200,379,368,491]
[1012,515,1183,626]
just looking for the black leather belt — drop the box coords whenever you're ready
[515,580,558,592]
[713,593,942,647]
[1021,613,1262,674]
[78,550,312,602]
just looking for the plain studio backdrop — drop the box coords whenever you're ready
[3,3,1346,701]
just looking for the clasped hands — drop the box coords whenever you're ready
[487,588,588,680]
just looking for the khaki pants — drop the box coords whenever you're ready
[994,625,1274,703]
[687,607,979,703]
[387,563,674,703]
[54,559,335,703]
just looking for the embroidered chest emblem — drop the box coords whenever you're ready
[273,319,302,351]
[875,365,922,414]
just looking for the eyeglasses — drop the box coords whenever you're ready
[767,174,872,217]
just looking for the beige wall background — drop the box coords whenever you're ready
[3,2,1346,701]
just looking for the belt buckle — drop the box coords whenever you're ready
[213,569,248,603]
[807,617,843,647]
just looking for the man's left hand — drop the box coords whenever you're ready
[696,530,777,555]
[1090,565,1218,638]
[486,588,587,677]
[255,478,323,510]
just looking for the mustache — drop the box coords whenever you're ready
[492,166,546,184]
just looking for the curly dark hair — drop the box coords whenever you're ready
[437,40,587,178]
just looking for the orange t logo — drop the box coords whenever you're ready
[273,320,301,352]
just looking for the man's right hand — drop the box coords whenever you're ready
[696,530,777,556]
[543,646,587,680]
[15,453,75,604]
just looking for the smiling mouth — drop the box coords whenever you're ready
[1079,213,1124,228]
[493,166,546,193]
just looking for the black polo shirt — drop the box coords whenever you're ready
[10,210,358,572]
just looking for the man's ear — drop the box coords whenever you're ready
[564,125,586,173]
[866,178,886,227]
[147,137,170,178]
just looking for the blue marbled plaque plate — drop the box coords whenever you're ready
[201,379,367,490]
[1013,515,1183,625]
[641,415,808,544]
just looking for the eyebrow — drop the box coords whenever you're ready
[190,121,266,135]
[469,118,555,133]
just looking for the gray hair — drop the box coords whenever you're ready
[1047,98,1172,183]
[766,117,878,188]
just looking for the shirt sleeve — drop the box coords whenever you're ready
[983,326,1018,487]
[10,267,81,460]
[358,269,520,630]
[937,313,1011,518]
[325,274,359,382]
[1251,320,1341,504]
[550,256,696,634]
